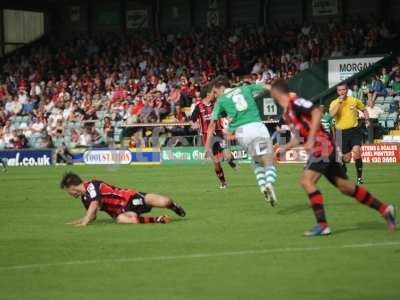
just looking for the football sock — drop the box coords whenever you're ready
[214,163,226,184]
[265,166,277,184]
[308,190,328,228]
[342,162,347,174]
[355,159,363,178]
[353,186,387,214]
[253,162,266,189]
[136,216,157,224]
[167,201,180,213]
[228,157,236,169]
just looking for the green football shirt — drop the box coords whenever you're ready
[321,112,334,134]
[211,84,264,132]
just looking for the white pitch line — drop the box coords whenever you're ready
[0,241,399,272]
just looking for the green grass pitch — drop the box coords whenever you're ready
[0,163,399,300]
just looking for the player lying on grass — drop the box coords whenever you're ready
[191,84,236,189]
[60,172,186,226]
[271,80,396,236]
[206,76,278,206]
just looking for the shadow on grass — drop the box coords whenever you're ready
[332,221,386,235]
[93,217,189,225]
[362,179,398,185]
[277,203,310,215]
[94,219,115,225]
[202,184,255,193]
[225,184,257,190]
[356,221,389,231]
[276,200,358,216]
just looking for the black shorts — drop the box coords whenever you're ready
[337,127,363,154]
[124,192,152,215]
[305,152,348,185]
[212,140,225,156]
[210,131,226,156]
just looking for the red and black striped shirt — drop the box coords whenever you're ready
[283,95,334,157]
[191,100,224,145]
[81,180,137,218]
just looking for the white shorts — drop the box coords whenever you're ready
[235,122,272,157]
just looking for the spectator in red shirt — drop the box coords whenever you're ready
[103,117,114,145]
[153,92,170,122]
[0,82,7,102]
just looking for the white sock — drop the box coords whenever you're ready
[265,166,277,184]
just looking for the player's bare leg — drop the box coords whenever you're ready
[144,194,186,217]
[116,212,170,224]
[300,170,331,236]
[254,153,278,206]
[333,177,396,231]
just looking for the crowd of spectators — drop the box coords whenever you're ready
[0,18,398,149]
[343,56,400,140]
[350,57,400,106]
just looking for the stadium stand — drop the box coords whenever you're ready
[0,20,399,150]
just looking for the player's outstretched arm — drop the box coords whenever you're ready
[276,135,300,156]
[66,218,83,225]
[303,107,323,150]
[74,201,99,227]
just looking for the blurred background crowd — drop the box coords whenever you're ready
[0,19,398,150]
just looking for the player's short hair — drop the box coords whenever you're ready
[336,83,348,89]
[200,84,211,98]
[271,80,290,94]
[212,75,230,89]
[60,172,82,189]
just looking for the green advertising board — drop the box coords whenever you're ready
[161,147,251,164]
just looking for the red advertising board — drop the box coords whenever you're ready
[277,144,400,164]
[360,144,400,163]
[277,147,308,163]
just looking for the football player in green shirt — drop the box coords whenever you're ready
[320,105,335,135]
[205,76,278,206]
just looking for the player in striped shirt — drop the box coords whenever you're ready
[60,172,186,226]
[271,80,396,236]
[190,84,236,189]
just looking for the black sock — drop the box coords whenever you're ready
[342,162,347,174]
[228,158,236,169]
[168,201,178,211]
[215,164,226,184]
[355,159,363,178]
